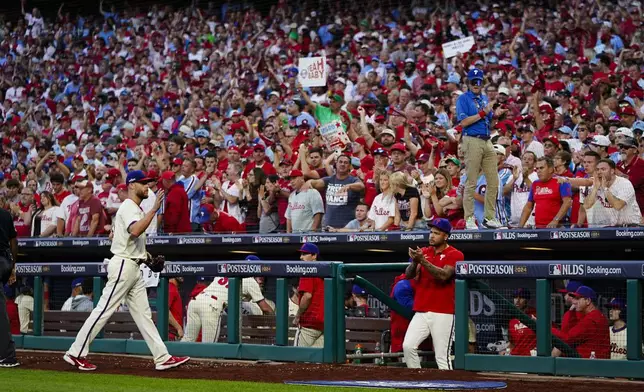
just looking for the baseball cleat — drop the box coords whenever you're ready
[0,358,20,368]
[63,354,97,371]
[156,356,190,371]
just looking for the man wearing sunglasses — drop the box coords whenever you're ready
[456,68,506,230]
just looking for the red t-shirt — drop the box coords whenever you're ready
[207,210,245,233]
[528,178,572,228]
[298,277,325,331]
[508,307,536,356]
[54,189,71,205]
[276,179,293,226]
[77,196,106,236]
[6,298,20,335]
[13,203,31,237]
[243,160,277,178]
[616,156,644,213]
[363,170,377,207]
[413,245,464,314]
[168,282,183,339]
[552,309,610,359]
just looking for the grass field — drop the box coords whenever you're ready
[0,369,408,392]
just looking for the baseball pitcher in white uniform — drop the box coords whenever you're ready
[181,257,274,343]
[63,170,190,371]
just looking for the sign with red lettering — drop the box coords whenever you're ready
[298,57,327,87]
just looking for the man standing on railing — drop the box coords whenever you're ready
[404,218,464,370]
[63,170,190,372]
[0,206,19,367]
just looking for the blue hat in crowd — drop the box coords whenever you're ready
[428,218,452,235]
[352,284,367,296]
[570,286,597,301]
[446,73,461,84]
[558,280,583,294]
[245,255,261,261]
[298,243,320,255]
[195,129,209,138]
[513,288,531,300]
[557,126,573,135]
[126,170,154,185]
[467,68,485,81]
[633,120,644,133]
[71,278,84,289]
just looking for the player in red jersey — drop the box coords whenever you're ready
[552,286,610,359]
[403,218,464,370]
[293,243,325,347]
[505,288,537,356]
[519,157,572,228]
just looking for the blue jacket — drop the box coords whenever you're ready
[456,91,492,138]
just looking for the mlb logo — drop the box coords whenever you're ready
[456,263,469,275]
[550,232,560,239]
[494,232,503,240]
[253,236,261,243]
[549,264,562,276]
[301,236,309,243]
[217,264,228,274]
[348,234,356,242]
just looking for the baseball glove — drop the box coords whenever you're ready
[144,252,166,273]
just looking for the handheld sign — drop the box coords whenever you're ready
[442,36,475,59]
[298,57,327,87]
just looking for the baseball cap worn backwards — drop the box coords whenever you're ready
[557,280,583,294]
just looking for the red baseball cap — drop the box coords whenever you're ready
[288,170,304,178]
[171,158,183,166]
[160,171,176,181]
[390,143,406,152]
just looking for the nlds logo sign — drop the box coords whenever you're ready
[549,263,585,276]
[164,264,181,274]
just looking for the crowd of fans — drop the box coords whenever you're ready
[0,0,643,236]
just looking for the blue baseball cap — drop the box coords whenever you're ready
[607,297,626,311]
[513,288,531,300]
[428,218,452,235]
[446,73,461,84]
[570,286,597,301]
[557,126,573,135]
[467,68,485,81]
[558,280,583,294]
[245,255,261,261]
[632,120,644,133]
[298,243,319,255]
[195,206,212,225]
[195,129,209,138]
[352,284,366,295]
[126,170,154,185]
[72,278,84,288]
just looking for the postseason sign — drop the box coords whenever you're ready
[456,260,644,279]
[297,57,327,87]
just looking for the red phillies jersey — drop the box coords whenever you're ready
[168,282,183,339]
[298,277,325,331]
[552,309,610,359]
[528,178,572,227]
[413,245,464,314]
[508,307,536,356]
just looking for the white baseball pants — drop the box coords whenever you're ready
[181,293,223,343]
[403,311,455,370]
[294,327,324,348]
[66,256,171,365]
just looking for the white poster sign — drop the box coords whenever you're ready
[319,120,351,154]
[442,36,475,59]
[297,57,327,87]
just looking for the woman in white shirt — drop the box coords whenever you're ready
[368,171,396,231]
[36,191,62,237]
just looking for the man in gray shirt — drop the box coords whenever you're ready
[308,155,365,228]
[286,170,325,233]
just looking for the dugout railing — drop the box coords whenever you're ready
[454,260,644,379]
[12,260,341,363]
